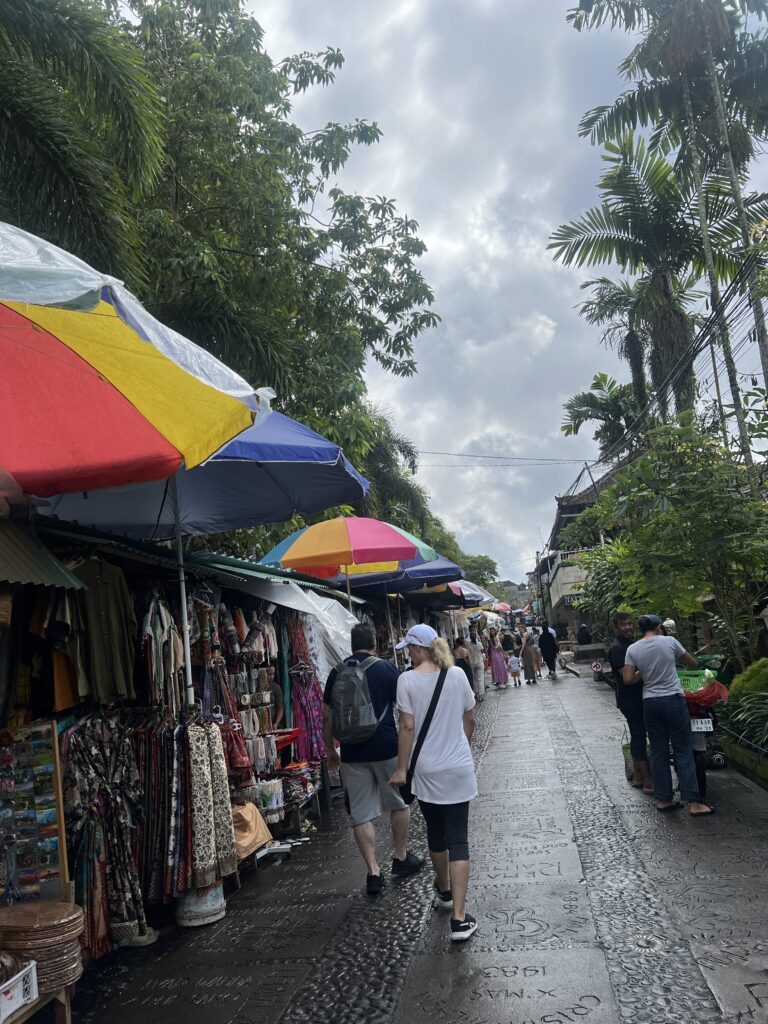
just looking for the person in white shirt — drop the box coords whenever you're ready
[389,624,478,942]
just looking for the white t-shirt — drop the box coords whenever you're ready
[397,666,477,804]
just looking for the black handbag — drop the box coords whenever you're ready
[400,668,448,805]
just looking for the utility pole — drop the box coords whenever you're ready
[584,463,605,548]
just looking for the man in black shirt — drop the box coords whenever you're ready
[607,612,651,793]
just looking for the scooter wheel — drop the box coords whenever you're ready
[710,752,727,769]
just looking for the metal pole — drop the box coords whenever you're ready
[170,477,195,706]
[384,597,397,660]
[584,463,605,547]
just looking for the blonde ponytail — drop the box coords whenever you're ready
[428,637,454,670]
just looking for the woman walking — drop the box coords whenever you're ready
[390,625,478,941]
[520,630,537,684]
[488,627,509,689]
[453,636,473,688]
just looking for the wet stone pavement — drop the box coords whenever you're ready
[68,672,768,1024]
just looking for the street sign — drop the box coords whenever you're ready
[592,660,603,674]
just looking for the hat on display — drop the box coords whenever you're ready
[395,624,438,650]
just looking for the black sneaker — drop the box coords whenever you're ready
[450,913,478,942]
[434,879,453,910]
[391,851,425,877]
[366,873,384,896]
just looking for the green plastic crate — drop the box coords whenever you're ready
[677,669,711,692]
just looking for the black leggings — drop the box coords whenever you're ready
[418,799,470,862]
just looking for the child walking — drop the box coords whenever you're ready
[507,653,521,687]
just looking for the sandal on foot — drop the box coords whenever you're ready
[689,806,715,817]
[656,801,683,813]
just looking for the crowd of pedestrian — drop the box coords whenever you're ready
[321,606,714,951]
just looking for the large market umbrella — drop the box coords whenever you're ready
[0,223,259,497]
[42,412,369,539]
[0,222,273,706]
[261,518,436,613]
[340,556,464,597]
[261,519,436,578]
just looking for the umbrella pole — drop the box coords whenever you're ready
[171,477,195,707]
[345,568,352,613]
[385,597,397,660]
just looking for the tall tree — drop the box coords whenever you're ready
[125,0,438,454]
[549,135,750,416]
[570,0,768,387]
[579,276,651,410]
[0,0,163,284]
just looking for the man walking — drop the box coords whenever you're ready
[466,624,486,701]
[622,615,714,816]
[324,623,424,894]
[607,613,651,793]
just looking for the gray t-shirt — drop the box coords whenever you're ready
[624,635,686,699]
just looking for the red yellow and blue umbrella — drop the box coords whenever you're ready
[0,222,257,497]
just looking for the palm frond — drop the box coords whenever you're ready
[0,0,163,195]
[0,56,143,281]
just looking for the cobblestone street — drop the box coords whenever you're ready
[71,672,768,1024]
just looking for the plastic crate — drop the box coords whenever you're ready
[677,670,711,693]
[0,962,38,1022]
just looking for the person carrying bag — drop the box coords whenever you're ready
[389,625,478,943]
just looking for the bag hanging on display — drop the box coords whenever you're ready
[400,668,447,806]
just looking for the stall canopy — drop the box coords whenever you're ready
[41,412,369,539]
[0,222,264,497]
[0,522,84,590]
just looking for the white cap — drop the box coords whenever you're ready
[395,624,438,650]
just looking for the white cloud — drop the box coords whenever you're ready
[248,0,634,578]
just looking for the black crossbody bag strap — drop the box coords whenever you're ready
[407,667,448,780]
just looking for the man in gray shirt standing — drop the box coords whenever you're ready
[622,615,713,817]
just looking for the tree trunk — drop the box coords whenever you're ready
[624,323,649,410]
[650,269,695,415]
[703,35,768,386]
[681,71,757,491]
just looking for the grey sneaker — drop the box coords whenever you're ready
[391,851,425,877]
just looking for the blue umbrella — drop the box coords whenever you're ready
[41,412,369,539]
[343,556,464,597]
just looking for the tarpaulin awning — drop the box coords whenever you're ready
[0,521,84,589]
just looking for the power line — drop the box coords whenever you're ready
[418,450,586,463]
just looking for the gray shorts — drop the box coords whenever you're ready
[341,757,407,826]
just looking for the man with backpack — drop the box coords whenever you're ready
[323,622,425,895]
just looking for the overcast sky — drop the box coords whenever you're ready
[249,1,638,581]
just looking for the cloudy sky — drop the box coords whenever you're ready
[249,1,635,581]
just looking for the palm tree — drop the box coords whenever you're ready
[579,276,651,410]
[549,135,747,416]
[569,0,768,386]
[0,0,163,285]
[562,372,641,460]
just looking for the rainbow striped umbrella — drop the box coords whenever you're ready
[0,222,258,497]
[261,518,436,579]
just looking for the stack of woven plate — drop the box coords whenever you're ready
[0,903,83,993]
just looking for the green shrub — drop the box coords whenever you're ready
[725,693,768,751]
[728,659,768,702]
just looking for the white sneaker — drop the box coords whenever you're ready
[450,913,478,941]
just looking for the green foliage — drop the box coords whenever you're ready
[728,658,768,701]
[124,0,438,412]
[570,420,768,667]
[0,0,164,284]
[562,372,640,459]
[573,541,635,635]
[724,692,768,749]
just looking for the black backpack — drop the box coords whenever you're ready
[330,656,387,745]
